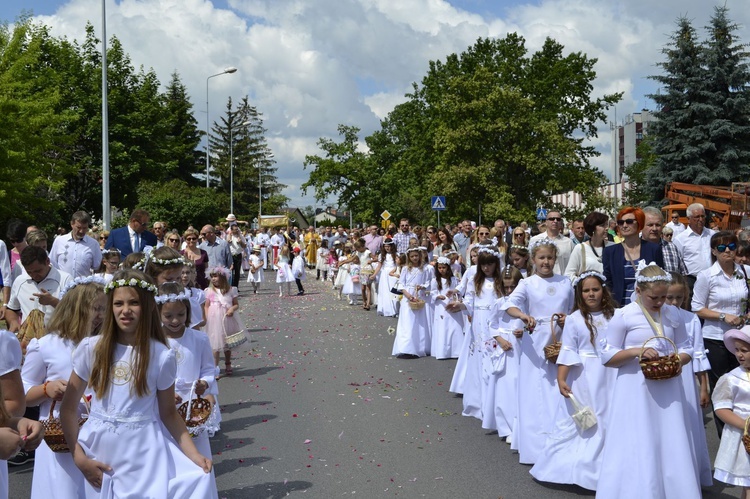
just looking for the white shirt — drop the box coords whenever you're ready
[256,233,271,247]
[528,231,574,275]
[563,241,608,280]
[674,226,715,276]
[270,233,285,247]
[49,232,102,278]
[7,266,72,326]
[0,240,10,288]
[664,221,686,237]
[691,261,750,341]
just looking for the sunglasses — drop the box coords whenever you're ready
[616,219,637,226]
[168,238,180,242]
[546,217,562,222]
[478,232,490,236]
[99,236,108,240]
[514,233,524,237]
[186,237,197,241]
[716,243,737,253]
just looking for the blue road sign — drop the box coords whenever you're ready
[431,196,446,211]
[536,207,548,221]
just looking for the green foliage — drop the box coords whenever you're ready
[648,7,750,200]
[623,136,657,207]
[303,35,620,224]
[136,180,227,230]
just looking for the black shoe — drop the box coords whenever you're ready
[296,291,305,296]
[8,449,34,466]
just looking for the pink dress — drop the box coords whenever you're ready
[204,287,244,352]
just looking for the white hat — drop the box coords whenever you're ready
[226,213,237,222]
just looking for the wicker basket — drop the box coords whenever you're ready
[223,316,247,350]
[543,314,562,363]
[743,417,750,454]
[407,299,426,311]
[178,395,212,428]
[42,398,88,453]
[639,336,682,380]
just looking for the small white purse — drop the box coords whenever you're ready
[569,392,597,431]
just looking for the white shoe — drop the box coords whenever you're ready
[279,292,283,297]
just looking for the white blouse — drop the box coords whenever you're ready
[691,262,750,341]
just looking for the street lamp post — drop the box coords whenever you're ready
[101,0,110,229]
[230,120,251,215]
[206,67,237,188]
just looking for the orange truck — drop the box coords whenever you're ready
[662,182,750,231]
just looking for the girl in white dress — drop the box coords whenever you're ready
[181,263,206,329]
[275,245,294,297]
[596,263,700,498]
[666,272,713,487]
[504,239,574,465]
[342,255,361,305]
[452,248,504,420]
[95,249,121,285]
[421,248,436,339]
[60,269,215,498]
[316,240,330,281]
[156,282,219,492]
[23,278,106,499]
[481,266,524,438]
[333,245,352,300]
[449,246,480,395]
[713,326,750,495]
[391,248,430,358]
[529,271,616,490]
[375,239,399,317]
[246,246,265,293]
[508,245,532,278]
[429,257,464,359]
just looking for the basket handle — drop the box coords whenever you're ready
[550,314,561,342]
[639,335,678,358]
[185,381,197,424]
[47,395,90,417]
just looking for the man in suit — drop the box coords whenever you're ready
[104,208,157,258]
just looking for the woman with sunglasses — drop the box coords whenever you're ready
[511,229,528,247]
[165,230,182,251]
[98,230,110,250]
[692,231,750,436]
[602,207,664,307]
[181,228,209,289]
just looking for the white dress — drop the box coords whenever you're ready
[186,287,206,329]
[529,310,614,490]
[342,264,361,295]
[714,367,750,486]
[449,265,478,394]
[275,255,294,283]
[333,257,349,289]
[460,278,501,420]
[0,331,21,499]
[596,303,701,499]
[247,254,264,284]
[503,274,574,465]
[428,276,464,359]
[422,265,436,337]
[376,255,399,317]
[169,328,220,452]
[391,266,430,357]
[72,336,217,499]
[678,309,713,487]
[480,296,522,437]
[22,335,91,499]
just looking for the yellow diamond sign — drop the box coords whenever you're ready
[380,210,391,220]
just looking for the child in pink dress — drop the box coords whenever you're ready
[203,266,243,378]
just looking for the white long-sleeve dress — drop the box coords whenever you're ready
[376,254,399,317]
[391,266,430,357]
[448,265,477,394]
[529,310,614,490]
[596,303,701,499]
[428,276,464,359]
[1,332,22,499]
[460,278,501,420]
[480,296,523,437]
[502,274,574,465]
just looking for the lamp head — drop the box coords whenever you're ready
[224,67,238,74]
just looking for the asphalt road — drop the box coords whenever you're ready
[8,270,745,498]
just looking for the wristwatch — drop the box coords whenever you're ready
[719,313,726,322]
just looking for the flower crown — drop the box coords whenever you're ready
[571,270,607,288]
[150,256,185,266]
[208,266,231,279]
[406,247,421,253]
[155,290,191,305]
[436,256,451,265]
[635,261,672,284]
[510,244,528,251]
[60,275,107,298]
[477,247,502,259]
[105,277,158,294]
[528,237,556,253]
[101,248,121,255]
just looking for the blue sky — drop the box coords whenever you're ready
[2,0,748,209]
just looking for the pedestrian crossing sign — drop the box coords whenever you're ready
[431,196,446,211]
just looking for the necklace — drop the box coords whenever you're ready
[622,241,641,272]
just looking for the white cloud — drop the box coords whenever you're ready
[28,0,750,211]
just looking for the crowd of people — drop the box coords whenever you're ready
[3,203,750,498]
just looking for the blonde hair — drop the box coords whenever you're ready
[47,282,105,343]
[635,265,670,291]
[89,270,167,399]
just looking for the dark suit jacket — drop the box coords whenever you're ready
[603,239,664,306]
[105,226,157,258]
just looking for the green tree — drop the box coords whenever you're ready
[163,71,203,185]
[136,179,227,231]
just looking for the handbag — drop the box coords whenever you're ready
[569,392,597,431]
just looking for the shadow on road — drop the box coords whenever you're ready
[214,455,273,477]
[219,413,277,432]
[219,480,313,498]
[219,400,273,414]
